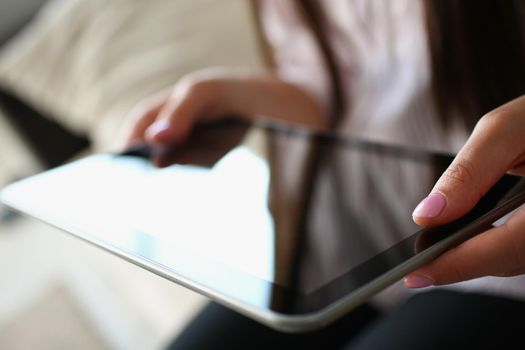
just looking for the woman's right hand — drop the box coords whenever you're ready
[118,68,327,149]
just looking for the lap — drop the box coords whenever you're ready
[346,289,525,350]
[167,302,380,350]
[167,289,525,350]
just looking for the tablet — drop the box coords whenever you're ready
[2,120,525,333]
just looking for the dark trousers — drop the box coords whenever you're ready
[167,290,525,350]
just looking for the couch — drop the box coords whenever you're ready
[0,0,265,176]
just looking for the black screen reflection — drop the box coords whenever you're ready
[265,126,524,313]
[264,127,452,312]
[121,120,523,314]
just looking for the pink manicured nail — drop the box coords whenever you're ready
[147,120,172,140]
[404,275,434,288]
[412,193,446,218]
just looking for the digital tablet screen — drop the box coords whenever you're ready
[2,121,524,316]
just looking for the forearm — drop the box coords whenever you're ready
[217,74,328,129]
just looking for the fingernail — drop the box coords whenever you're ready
[404,275,434,288]
[146,120,172,140]
[412,193,446,218]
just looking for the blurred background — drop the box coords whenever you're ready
[0,0,265,348]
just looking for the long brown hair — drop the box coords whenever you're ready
[424,0,525,130]
[292,0,525,131]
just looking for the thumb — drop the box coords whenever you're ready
[405,205,525,287]
[412,112,525,227]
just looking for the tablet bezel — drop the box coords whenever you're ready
[2,122,525,333]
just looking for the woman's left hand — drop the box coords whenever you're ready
[404,95,525,288]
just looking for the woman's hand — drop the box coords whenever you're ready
[118,68,327,149]
[404,95,525,288]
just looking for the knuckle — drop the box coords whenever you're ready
[185,80,205,95]
[427,247,468,285]
[173,79,214,104]
[191,79,219,100]
[178,73,217,93]
[476,109,514,137]
[478,111,500,127]
[446,248,470,282]
[171,77,223,118]
[479,108,510,127]
[129,104,153,124]
[173,79,196,97]
[441,158,477,188]
[450,262,468,283]
[498,224,525,277]
[128,93,168,122]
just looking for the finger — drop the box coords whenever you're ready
[507,163,525,176]
[145,83,214,146]
[413,97,525,227]
[144,98,196,145]
[405,205,525,288]
[118,94,168,148]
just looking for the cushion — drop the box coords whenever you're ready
[0,0,48,47]
[0,0,265,150]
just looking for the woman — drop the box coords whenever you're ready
[120,1,525,348]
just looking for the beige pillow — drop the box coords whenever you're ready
[0,0,265,150]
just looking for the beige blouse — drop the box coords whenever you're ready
[258,0,469,154]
